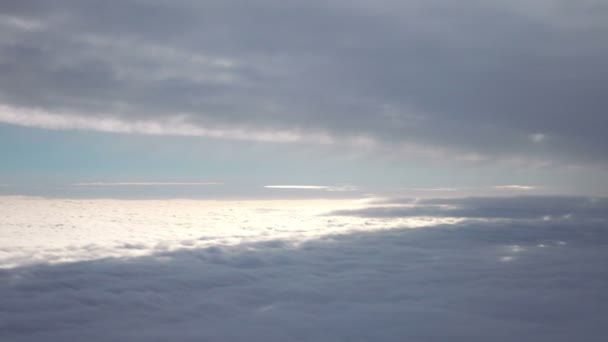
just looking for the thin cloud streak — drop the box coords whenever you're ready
[0,105,335,145]
[401,185,538,193]
[493,185,536,190]
[265,185,331,190]
[0,104,564,167]
[264,185,358,192]
[72,182,224,187]
[402,187,472,192]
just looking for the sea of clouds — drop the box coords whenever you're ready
[1,196,607,341]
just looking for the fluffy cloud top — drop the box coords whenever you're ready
[1,196,608,341]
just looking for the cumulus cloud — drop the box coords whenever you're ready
[1,196,608,341]
[0,1,606,164]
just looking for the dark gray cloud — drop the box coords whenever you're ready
[332,195,608,220]
[1,1,607,163]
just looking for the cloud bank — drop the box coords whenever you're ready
[1,196,608,341]
[0,1,607,164]
[333,195,608,220]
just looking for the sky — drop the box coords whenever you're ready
[2,3,608,339]
[0,0,607,198]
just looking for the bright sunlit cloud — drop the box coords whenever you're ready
[493,185,536,190]
[264,185,358,191]
[0,196,448,268]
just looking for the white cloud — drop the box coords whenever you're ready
[264,185,331,190]
[264,185,358,192]
[71,182,223,186]
[0,197,440,268]
[493,185,536,190]
[402,187,469,192]
[0,104,437,159]
[0,104,335,145]
[1,196,606,341]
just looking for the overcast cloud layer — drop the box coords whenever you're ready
[1,196,608,341]
[1,1,607,165]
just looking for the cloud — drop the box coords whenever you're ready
[493,185,536,190]
[332,196,608,220]
[0,104,335,144]
[530,133,547,143]
[0,196,447,268]
[264,185,358,192]
[0,1,606,165]
[0,14,44,32]
[265,185,334,190]
[1,195,608,341]
[72,182,223,186]
[398,185,538,195]
[401,187,469,192]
